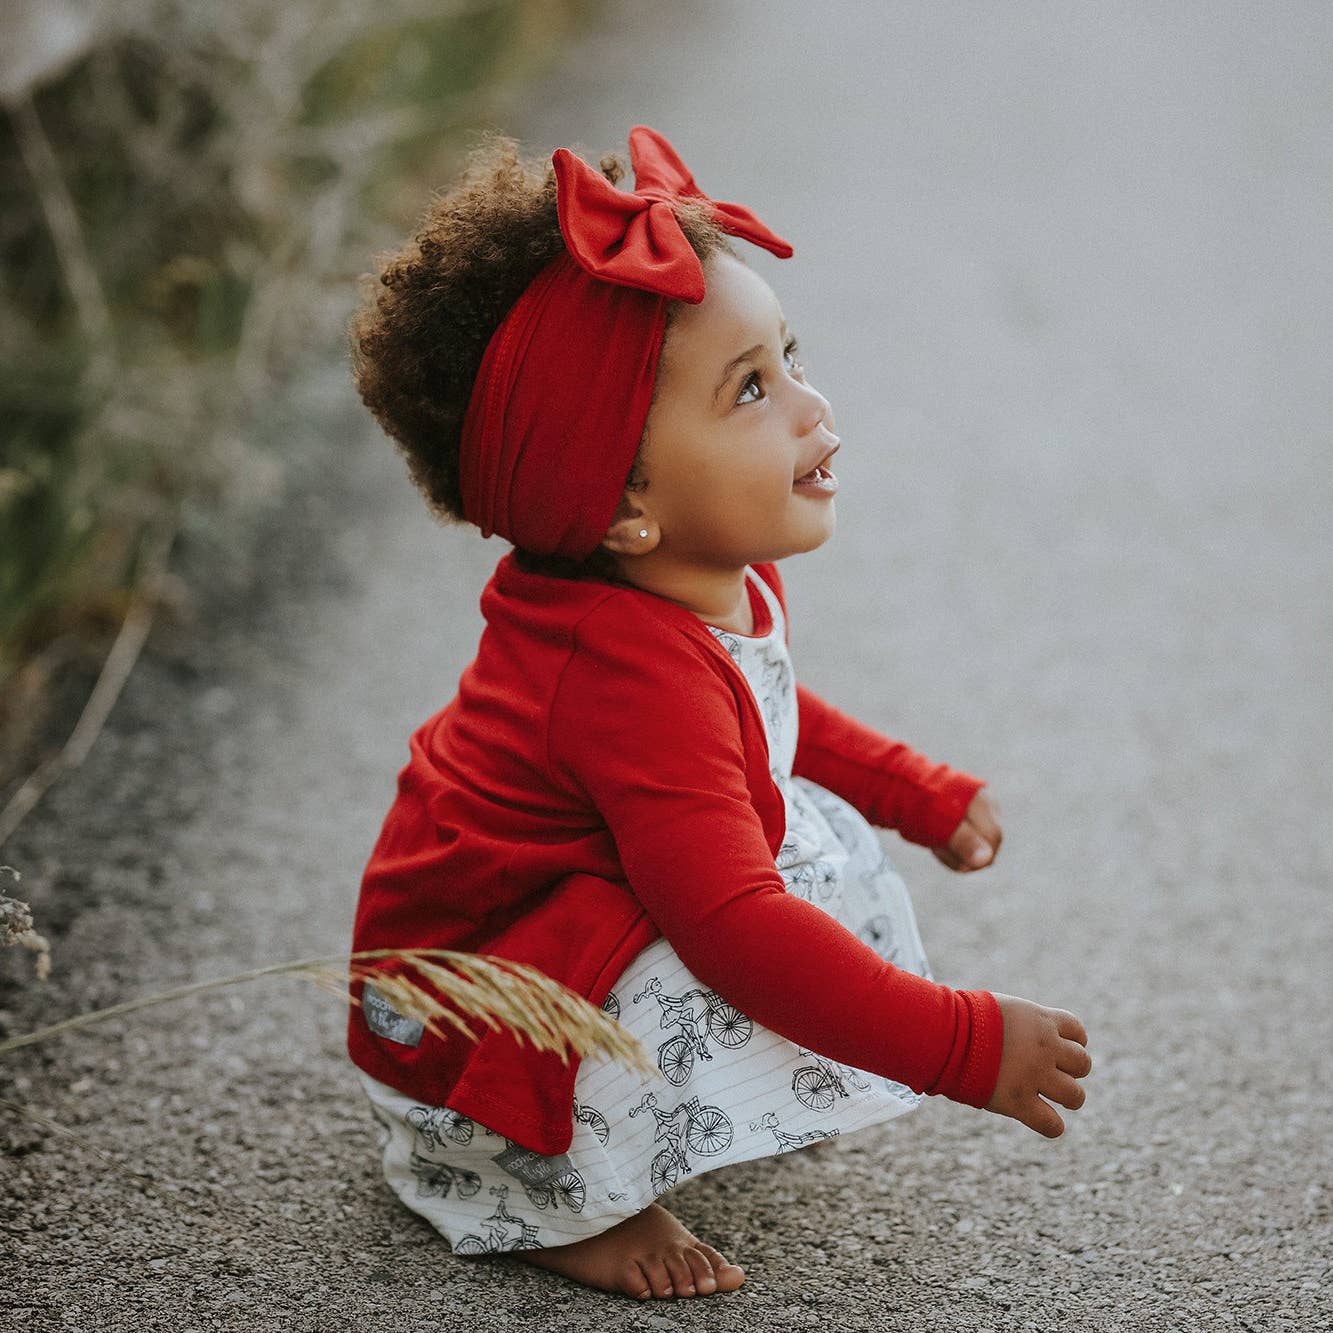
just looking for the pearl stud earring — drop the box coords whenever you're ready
[639,529,648,538]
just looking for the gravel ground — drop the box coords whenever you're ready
[3,3,1330,1330]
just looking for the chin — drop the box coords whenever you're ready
[802,511,837,550]
[783,524,836,560]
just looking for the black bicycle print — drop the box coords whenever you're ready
[632,975,753,1085]
[408,1150,483,1201]
[406,1103,475,1152]
[790,1047,873,1112]
[710,630,744,666]
[452,1185,543,1254]
[572,1096,611,1147]
[776,831,803,870]
[480,1130,589,1214]
[748,1108,842,1153]
[628,1091,734,1196]
[782,856,841,903]
[856,912,906,966]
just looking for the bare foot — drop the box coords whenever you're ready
[500,1201,746,1300]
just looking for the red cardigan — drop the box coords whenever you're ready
[347,552,1002,1154]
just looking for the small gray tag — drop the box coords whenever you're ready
[363,981,425,1047]
[491,1140,574,1186]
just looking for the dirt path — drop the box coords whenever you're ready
[3,4,1330,1330]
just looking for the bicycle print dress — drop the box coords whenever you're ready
[357,565,936,1252]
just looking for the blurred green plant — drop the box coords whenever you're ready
[0,0,595,787]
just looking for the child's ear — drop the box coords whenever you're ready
[600,510,658,556]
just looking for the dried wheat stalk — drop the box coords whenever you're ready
[0,945,659,1080]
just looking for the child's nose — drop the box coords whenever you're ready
[795,378,834,435]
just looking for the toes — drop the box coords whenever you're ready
[696,1243,746,1289]
[638,1253,675,1299]
[623,1261,653,1301]
[683,1246,718,1293]
[716,1263,746,1291]
[663,1247,696,1296]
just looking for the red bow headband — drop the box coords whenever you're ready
[458,124,793,559]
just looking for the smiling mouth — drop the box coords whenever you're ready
[793,464,838,493]
[795,436,840,490]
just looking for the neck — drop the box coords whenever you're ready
[608,554,750,627]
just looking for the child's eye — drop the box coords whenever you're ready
[734,337,804,406]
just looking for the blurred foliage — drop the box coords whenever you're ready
[0,0,596,772]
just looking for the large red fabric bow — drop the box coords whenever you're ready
[458,125,794,559]
[552,124,793,303]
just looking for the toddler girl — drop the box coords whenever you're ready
[344,124,1092,1303]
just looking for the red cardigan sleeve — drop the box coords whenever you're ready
[754,562,987,848]
[794,684,987,848]
[546,598,1001,1109]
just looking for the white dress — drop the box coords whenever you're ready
[357,565,935,1252]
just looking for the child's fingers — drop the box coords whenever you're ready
[934,840,992,872]
[1055,1010,1089,1046]
[951,814,997,866]
[931,846,966,872]
[1022,1095,1066,1139]
[1057,1040,1093,1078]
[969,796,1003,846]
[1041,1071,1087,1112]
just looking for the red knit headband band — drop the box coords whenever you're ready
[458,124,794,559]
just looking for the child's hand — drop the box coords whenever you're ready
[984,993,1092,1138]
[932,787,1003,872]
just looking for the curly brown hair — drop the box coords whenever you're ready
[347,130,737,585]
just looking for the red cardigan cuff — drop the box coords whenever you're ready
[925,987,1004,1108]
[903,770,989,850]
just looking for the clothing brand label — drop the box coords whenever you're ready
[491,1140,575,1186]
[363,981,425,1047]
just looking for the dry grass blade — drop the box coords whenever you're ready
[0,947,658,1080]
[504,960,641,1058]
[0,950,660,1231]
[369,957,505,1037]
[348,950,659,1080]
[347,962,481,1042]
[411,954,551,1044]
